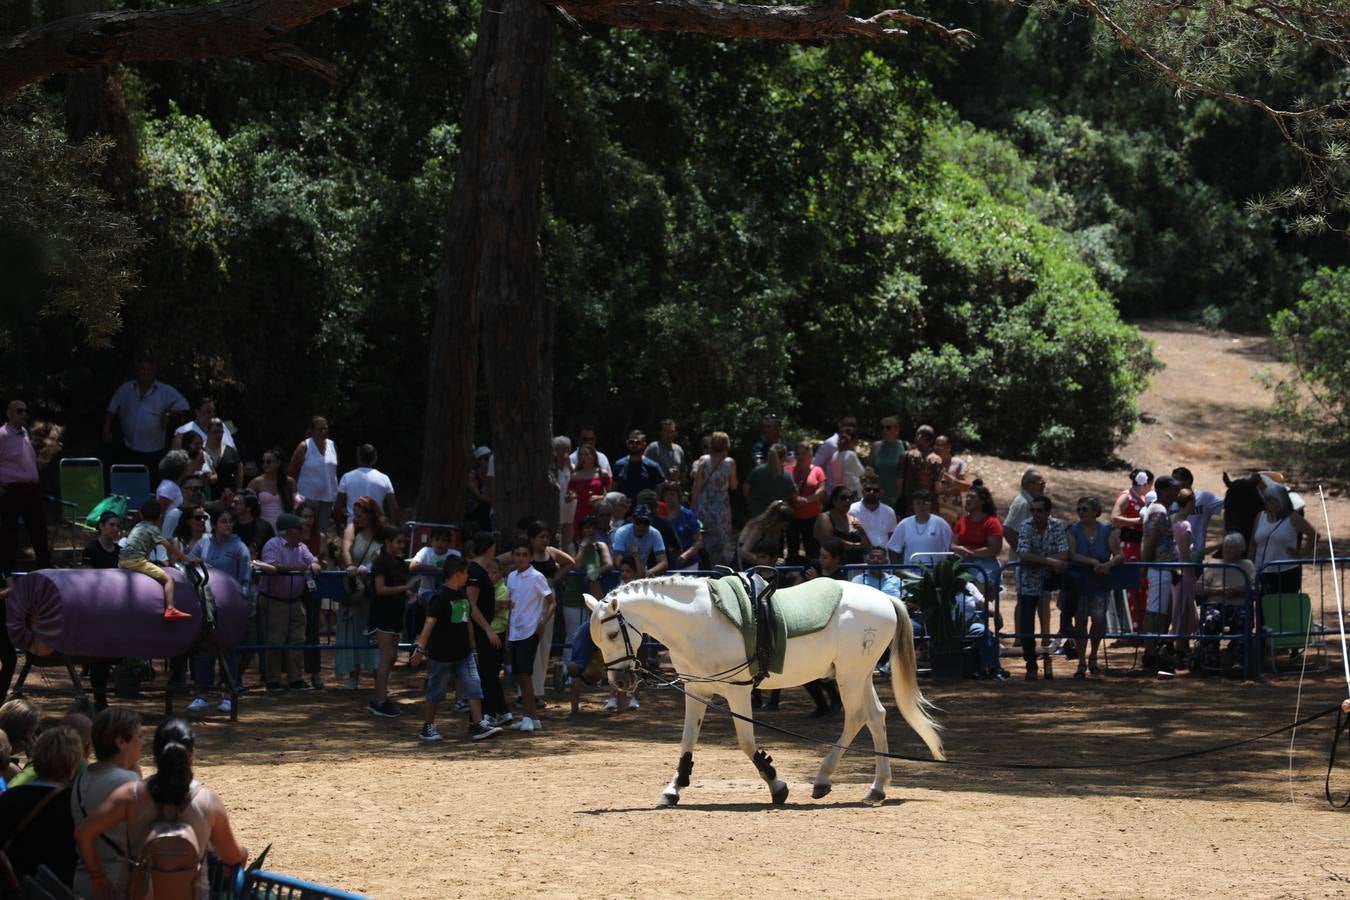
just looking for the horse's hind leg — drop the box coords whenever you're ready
[659,692,707,807]
[728,687,788,805]
[811,677,868,800]
[861,680,890,805]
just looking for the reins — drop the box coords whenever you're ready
[635,665,1344,772]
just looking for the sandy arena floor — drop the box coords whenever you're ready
[23,650,1350,899]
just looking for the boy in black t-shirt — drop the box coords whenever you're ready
[409,555,503,742]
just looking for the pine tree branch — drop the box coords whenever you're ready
[553,0,975,45]
[0,0,351,98]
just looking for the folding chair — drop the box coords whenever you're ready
[109,463,152,510]
[57,457,104,552]
[1260,592,1330,673]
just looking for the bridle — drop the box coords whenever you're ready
[597,603,756,686]
[597,608,644,675]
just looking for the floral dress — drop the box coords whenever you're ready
[695,455,733,566]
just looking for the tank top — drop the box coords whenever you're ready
[351,530,378,569]
[873,441,903,504]
[257,490,282,528]
[1252,513,1299,574]
[532,555,559,581]
[296,437,338,503]
[1118,489,1146,544]
[126,780,213,900]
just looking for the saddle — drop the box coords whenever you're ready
[713,565,780,687]
[174,562,218,648]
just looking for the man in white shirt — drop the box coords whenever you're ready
[103,357,189,468]
[848,478,897,548]
[887,490,954,566]
[568,425,611,474]
[1171,466,1224,559]
[506,540,555,734]
[811,414,858,490]
[334,444,400,525]
[1003,467,1045,560]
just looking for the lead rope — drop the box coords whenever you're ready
[1314,485,1350,808]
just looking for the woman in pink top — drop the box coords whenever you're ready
[247,447,297,529]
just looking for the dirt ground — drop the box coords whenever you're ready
[17,324,1350,897]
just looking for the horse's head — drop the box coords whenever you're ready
[584,592,644,694]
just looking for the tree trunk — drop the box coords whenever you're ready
[418,0,556,535]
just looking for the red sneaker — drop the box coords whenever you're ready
[163,608,193,620]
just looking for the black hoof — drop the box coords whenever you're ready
[770,782,789,805]
[658,792,679,808]
[811,783,832,799]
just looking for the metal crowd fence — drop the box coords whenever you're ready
[209,858,370,899]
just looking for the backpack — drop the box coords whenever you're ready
[128,787,204,900]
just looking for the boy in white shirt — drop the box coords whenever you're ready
[505,539,555,733]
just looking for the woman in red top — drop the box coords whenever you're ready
[787,439,827,563]
[1110,468,1151,632]
[951,481,1004,596]
[568,444,612,537]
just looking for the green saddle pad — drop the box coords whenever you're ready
[708,575,842,676]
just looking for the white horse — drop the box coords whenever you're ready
[583,575,945,806]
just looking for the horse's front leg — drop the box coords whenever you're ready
[659,692,707,807]
[728,686,788,805]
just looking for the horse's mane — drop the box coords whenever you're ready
[615,575,707,606]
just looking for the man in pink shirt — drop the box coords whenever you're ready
[0,400,50,575]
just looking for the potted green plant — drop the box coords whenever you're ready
[900,556,977,684]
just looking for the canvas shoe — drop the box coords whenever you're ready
[604,697,618,712]
[418,722,443,742]
[513,717,535,733]
[627,697,640,711]
[341,674,360,691]
[186,697,209,714]
[452,699,469,713]
[470,720,503,741]
[217,698,233,714]
[369,699,402,718]
[487,712,513,728]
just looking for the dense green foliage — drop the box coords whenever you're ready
[1260,268,1350,475]
[3,1,1345,491]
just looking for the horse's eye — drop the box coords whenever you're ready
[606,631,619,641]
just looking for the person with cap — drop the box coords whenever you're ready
[467,446,494,530]
[256,511,322,691]
[0,399,52,575]
[610,504,669,576]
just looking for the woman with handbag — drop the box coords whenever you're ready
[337,496,383,691]
[70,709,144,898]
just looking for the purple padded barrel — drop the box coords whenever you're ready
[7,567,248,659]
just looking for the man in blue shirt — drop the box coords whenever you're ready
[850,546,903,598]
[610,504,669,575]
[612,430,667,500]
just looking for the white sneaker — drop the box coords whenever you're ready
[530,717,541,732]
[217,698,233,714]
[513,717,535,733]
[604,697,618,712]
[186,697,209,713]
[627,697,640,711]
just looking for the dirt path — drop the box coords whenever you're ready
[966,321,1350,540]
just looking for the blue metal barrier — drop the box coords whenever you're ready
[209,859,369,899]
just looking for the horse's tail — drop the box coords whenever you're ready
[889,598,946,761]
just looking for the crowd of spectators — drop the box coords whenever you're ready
[0,365,1330,739]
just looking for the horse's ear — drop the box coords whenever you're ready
[1223,472,1232,487]
[583,593,600,613]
